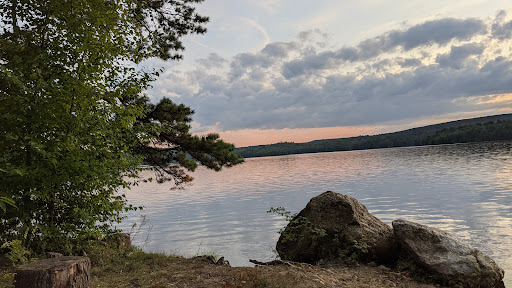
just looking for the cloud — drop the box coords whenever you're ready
[261,42,298,58]
[229,41,300,80]
[148,12,512,133]
[492,10,512,40]
[282,17,487,78]
[196,53,228,69]
[297,29,328,42]
[399,58,423,68]
[435,43,485,69]
[282,51,336,79]
[387,18,487,50]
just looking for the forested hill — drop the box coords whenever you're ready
[236,114,512,158]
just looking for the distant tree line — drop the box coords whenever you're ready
[236,114,512,158]
[424,120,512,145]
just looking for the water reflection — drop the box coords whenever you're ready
[119,141,512,286]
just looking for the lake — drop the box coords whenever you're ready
[119,141,512,286]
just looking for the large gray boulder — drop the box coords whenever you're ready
[276,191,398,264]
[392,219,504,288]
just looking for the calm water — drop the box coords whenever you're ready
[119,141,512,286]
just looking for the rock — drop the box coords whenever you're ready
[15,256,90,288]
[276,191,398,264]
[47,252,63,258]
[392,219,504,288]
[115,232,131,249]
[106,232,131,249]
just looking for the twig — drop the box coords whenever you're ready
[249,259,310,267]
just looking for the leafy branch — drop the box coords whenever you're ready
[267,207,326,243]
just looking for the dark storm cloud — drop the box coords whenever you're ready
[149,12,512,132]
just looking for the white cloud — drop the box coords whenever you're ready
[282,17,487,78]
[147,11,512,132]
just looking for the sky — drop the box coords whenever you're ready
[143,0,512,147]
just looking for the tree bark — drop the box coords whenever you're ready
[15,256,90,288]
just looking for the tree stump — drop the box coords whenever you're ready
[15,256,90,288]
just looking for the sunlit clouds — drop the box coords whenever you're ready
[145,3,512,147]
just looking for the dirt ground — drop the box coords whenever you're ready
[89,255,439,288]
[1,248,441,288]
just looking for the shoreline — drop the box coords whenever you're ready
[1,245,440,288]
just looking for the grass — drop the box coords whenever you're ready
[1,240,440,288]
[0,255,16,288]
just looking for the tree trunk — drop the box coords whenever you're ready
[15,256,90,288]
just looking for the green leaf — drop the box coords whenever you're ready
[0,0,240,253]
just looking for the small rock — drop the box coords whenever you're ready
[377,265,390,272]
[112,233,131,249]
[46,252,63,258]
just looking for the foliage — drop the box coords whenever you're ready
[0,219,37,266]
[0,0,242,254]
[332,233,373,266]
[0,170,16,213]
[132,97,244,186]
[267,207,326,243]
[1,272,16,288]
[237,115,512,158]
[0,197,16,213]
[396,255,433,284]
[1,240,30,266]
[424,120,512,145]
[128,214,153,250]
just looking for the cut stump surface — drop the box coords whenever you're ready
[15,256,90,288]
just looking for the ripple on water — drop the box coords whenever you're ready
[119,141,512,286]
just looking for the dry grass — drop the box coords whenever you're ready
[87,245,439,288]
[1,245,440,288]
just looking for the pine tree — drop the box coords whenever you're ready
[0,0,242,252]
